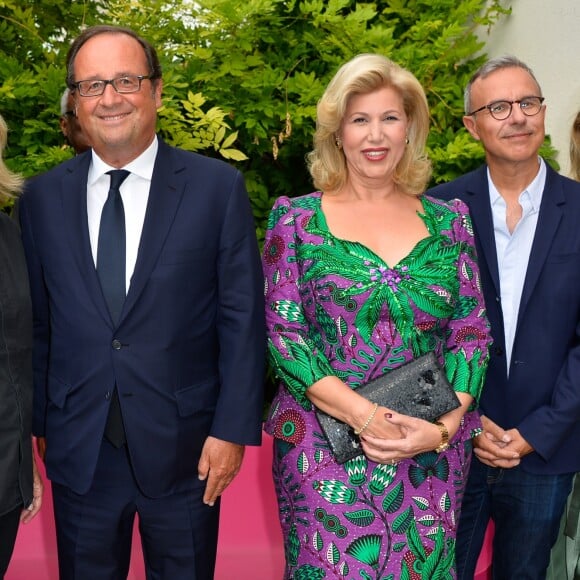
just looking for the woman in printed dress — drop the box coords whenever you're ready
[263,54,492,580]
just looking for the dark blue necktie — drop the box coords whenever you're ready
[97,169,129,325]
[98,169,129,447]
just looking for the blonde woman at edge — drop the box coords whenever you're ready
[0,113,43,577]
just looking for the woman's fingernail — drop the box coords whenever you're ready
[384,413,392,419]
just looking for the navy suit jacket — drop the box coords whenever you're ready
[19,139,265,496]
[429,163,580,474]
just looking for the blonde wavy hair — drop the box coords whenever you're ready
[307,53,432,196]
[570,111,580,182]
[0,114,23,204]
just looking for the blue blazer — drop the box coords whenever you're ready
[19,139,265,496]
[429,163,580,475]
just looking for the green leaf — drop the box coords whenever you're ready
[344,509,376,527]
[219,148,249,161]
[422,525,446,578]
[214,125,226,144]
[439,491,451,513]
[412,496,430,511]
[406,520,426,560]
[382,480,405,513]
[220,130,239,149]
[392,506,414,535]
[297,451,309,474]
[312,530,323,552]
[326,542,340,565]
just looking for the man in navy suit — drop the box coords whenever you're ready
[429,56,580,579]
[19,25,265,579]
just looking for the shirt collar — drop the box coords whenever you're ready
[488,157,546,212]
[88,135,159,185]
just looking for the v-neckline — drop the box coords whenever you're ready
[314,192,434,269]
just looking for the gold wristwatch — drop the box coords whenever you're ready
[433,420,450,453]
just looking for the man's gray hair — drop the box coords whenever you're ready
[464,55,542,114]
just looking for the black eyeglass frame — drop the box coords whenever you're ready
[467,96,545,120]
[71,75,153,97]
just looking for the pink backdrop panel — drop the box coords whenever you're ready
[7,433,491,579]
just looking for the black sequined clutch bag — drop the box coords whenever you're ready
[315,352,461,464]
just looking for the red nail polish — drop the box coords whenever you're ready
[384,413,392,419]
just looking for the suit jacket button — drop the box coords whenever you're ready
[112,339,122,350]
[494,347,503,356]
[105,391,112,400]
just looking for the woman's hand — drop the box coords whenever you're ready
[308,377,471,465]
[21,452,43,524]
[360,411,445,464]
[307,377,406,440]
[357,403,405,440]
[359,392,473,464]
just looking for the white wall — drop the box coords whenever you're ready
[479,1,580,176]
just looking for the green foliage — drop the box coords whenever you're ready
[0,0,102,178]
[158,89,248,161]
[0,0,555,234]
[0,0,245,181]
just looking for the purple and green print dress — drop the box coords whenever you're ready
[263,192,492,579]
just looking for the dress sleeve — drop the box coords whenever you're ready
[442,199,492,402]
[263,196,335,410]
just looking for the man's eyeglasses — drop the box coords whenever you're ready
[71,75,152,97]
[467,96,545,121]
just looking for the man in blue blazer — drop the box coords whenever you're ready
[19,25,265,579]
[429,56,580,579]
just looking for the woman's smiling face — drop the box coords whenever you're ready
[339,86,408,187]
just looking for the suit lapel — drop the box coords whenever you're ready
[120,141,186,322]
[463,167,502,299]
[61,153,113,325]
[517,166,564,327]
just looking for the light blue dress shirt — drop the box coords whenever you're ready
[489,158,546,375]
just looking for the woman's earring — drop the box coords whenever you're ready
[405,135,410,145]
[335,137,342,149]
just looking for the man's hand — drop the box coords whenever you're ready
[473,415,524,468]
[197,436,245,506]
[498,428,534,458]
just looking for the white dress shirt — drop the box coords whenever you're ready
[489,157,546,374]
[87,137,158,293]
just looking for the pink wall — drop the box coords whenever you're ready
[7,434,490,579]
